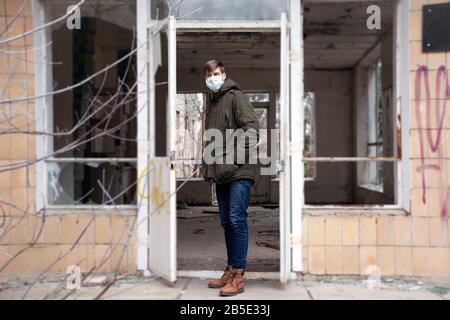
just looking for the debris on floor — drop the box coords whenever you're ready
[177,201,189,210]
[257,230,279,236]
[256,240,280,250]
[262,204,279,209]
[202,209,219,214]
[83,275,109,287]
[429,286,450,296]
[306,274,450,298]
[178,206,280,271]
[0,282,8,291]
[177,211,217,219]
[193,229,205,234]
[0,275,449,300]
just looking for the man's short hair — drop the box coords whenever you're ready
[203,59,226,76]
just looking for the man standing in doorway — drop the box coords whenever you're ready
[201,60,259,296]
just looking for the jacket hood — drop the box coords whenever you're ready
[219,78,241,92]
[210,78,241,100]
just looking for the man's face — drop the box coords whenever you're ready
[205,67,226,81]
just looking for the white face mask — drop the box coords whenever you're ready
[205,75,224,92]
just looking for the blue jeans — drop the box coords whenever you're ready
[215,179,253,270]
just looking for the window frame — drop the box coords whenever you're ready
[302,0,411,212]
[33,0,411,213]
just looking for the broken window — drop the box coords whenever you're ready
[246,93,270,103]
[303,0,397,205]
[47,161,135,205]
[42,0,137,206]
[360,61,384,192]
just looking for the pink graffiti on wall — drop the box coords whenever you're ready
[414,65,450,217]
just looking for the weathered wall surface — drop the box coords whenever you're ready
[302,0,450,278]
[304,69,354,204]
[0,1,136,275]
[0,0,449,278]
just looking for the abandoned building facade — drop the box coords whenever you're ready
[0,0,450,283]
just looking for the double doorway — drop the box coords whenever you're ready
[136,7,303,284]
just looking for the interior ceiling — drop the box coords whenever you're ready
[177,0,393,71]
[177,32,281,70]
[46,0,136,32]
[304,0,393,69]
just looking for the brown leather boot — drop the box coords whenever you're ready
[208,266,232,288]
[219,267,245,296]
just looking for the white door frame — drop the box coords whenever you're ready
[136,0,151,273]
[279,0,304,284]
[137,3,305,282]
[289,0,304,274]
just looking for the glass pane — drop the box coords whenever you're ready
[45,0,137,30]
[275,92,316,178]
[176,93,204,179]
[47,161,136,205]
[151,0,170,20]
[304,92,316,179]
[254,108,268,158]
[375,61,384,144]
[255,108,268,129]
[46,0,137,158]
[154,27,169,157]
[165,0,287,20]
[246,93,270,103]
[275,92,280,129]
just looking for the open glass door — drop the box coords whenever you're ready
[149,16,177,282]
[144,13,177,282]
